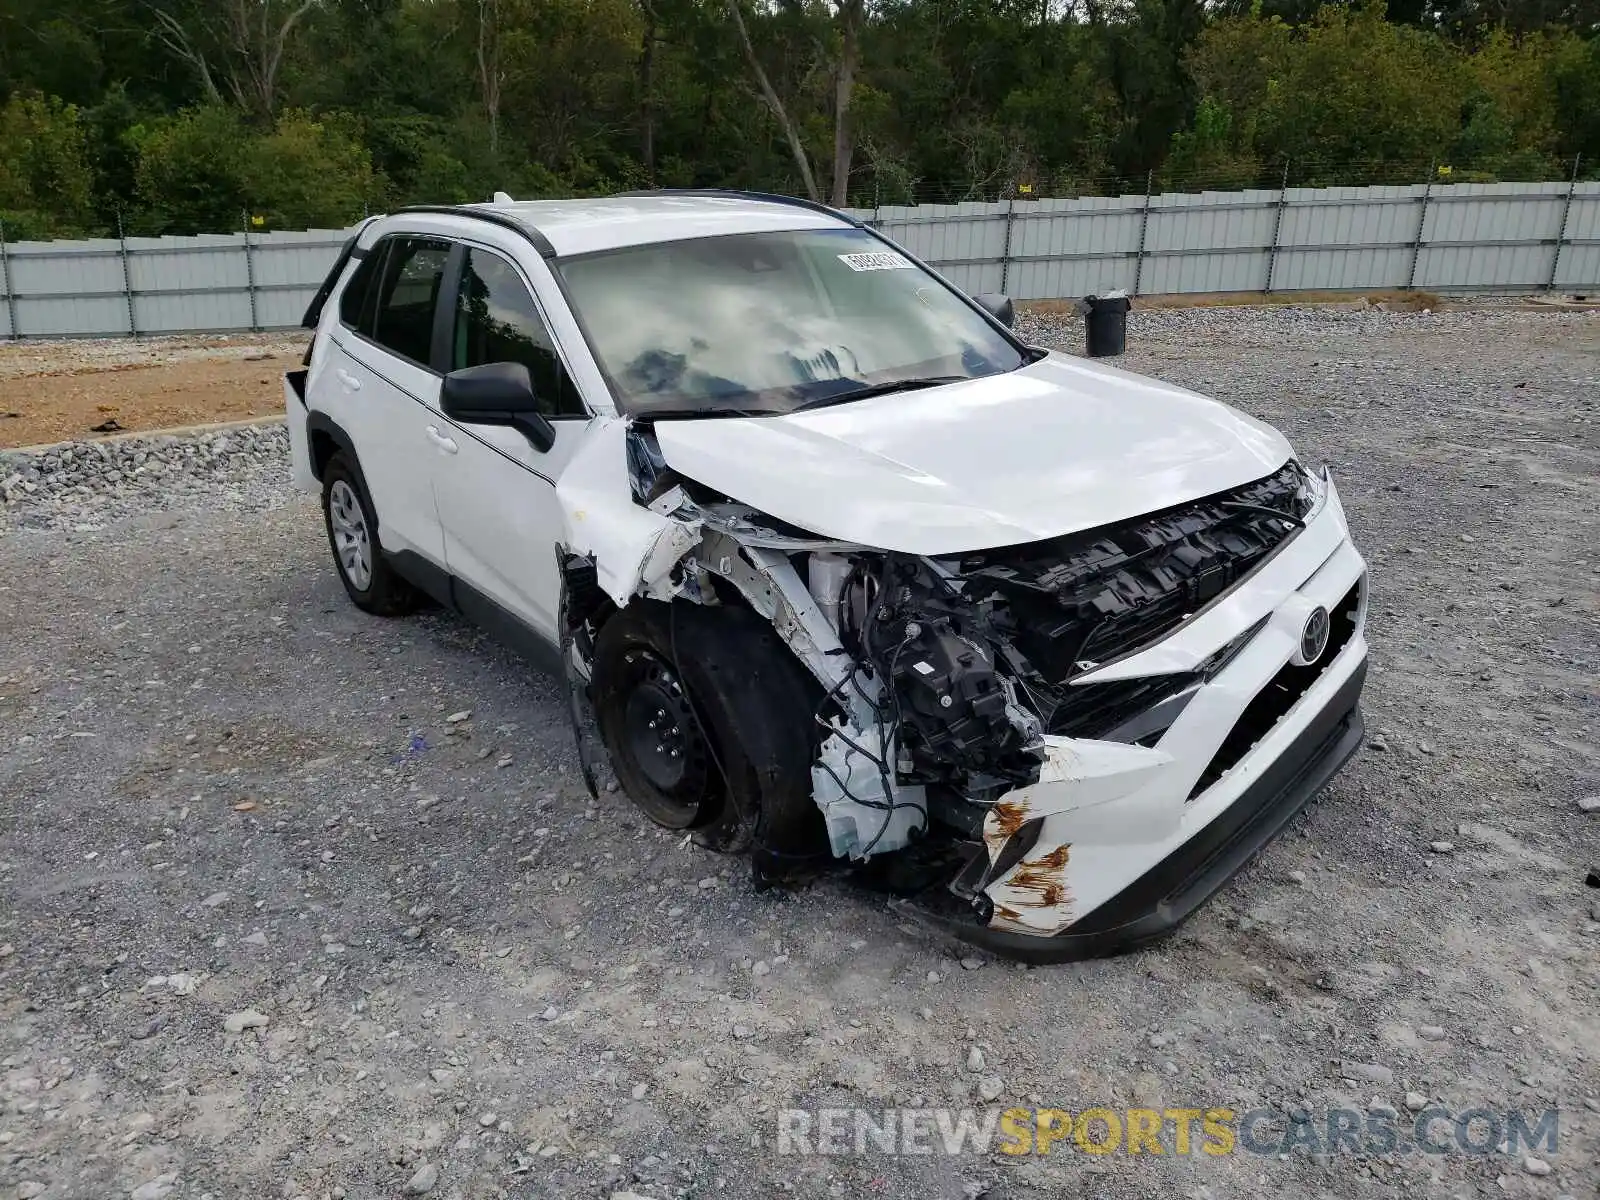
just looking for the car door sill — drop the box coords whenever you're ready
[384,549,562,676]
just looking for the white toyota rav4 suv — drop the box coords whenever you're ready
[286,190,1368,961]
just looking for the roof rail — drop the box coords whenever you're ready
[391,204,557,259]
[612,188,863,227]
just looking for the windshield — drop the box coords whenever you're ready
[555,227,1025,418]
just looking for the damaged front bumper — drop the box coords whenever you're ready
[903,659,1365,962]
[903,477,1370,960]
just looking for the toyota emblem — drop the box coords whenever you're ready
[1299,606,1331,665]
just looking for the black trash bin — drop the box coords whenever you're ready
[1082,292,1131,357]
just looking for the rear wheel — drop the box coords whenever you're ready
[320,452,420,616]
[591,601,831,880]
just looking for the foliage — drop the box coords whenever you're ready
[0,0,1593,237]
[0,94,98,238]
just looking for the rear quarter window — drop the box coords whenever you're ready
[339,236,453,368]
[338,248,382,333]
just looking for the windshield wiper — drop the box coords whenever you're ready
[637,406,779,421]
[790,375,966,412]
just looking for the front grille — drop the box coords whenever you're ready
[1047,614,1266,743]
[1188,576,1363,799]
[1048,672,1197,739]
[965,461,1310,682]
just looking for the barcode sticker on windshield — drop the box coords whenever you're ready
[838,251,913,272]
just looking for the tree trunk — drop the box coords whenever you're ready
[478,0,502,153]
[638,0,657,183]
[221,0,315,120]
[151,9,225,106]
[724,0,821,201]
[830,0,862,207]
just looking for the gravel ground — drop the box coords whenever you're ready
[1,306,1597,1200]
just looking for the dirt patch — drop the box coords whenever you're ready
[0,333,307,448]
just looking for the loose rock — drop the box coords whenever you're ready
[1342,1062,1395,1086]
[403,1162,440,1194]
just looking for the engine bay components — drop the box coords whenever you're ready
[812,719,928,859]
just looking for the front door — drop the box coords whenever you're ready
[430,242,594,644]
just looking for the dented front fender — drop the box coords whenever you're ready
[555,418,699,606]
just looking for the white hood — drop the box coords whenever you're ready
[651,352,1293,554]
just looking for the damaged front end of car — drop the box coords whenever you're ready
[555,417,1365,961]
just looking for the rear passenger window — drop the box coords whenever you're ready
[338,249,381,332]
[452,248,586,417]
[370,237,451,367]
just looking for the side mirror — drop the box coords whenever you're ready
[440,362,556,453]
[972,293,1015,328]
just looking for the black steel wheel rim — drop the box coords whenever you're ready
[618,650,710,822]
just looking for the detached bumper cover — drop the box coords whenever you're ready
[910,658,1366,963]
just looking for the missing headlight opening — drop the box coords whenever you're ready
[558,426,1361,962]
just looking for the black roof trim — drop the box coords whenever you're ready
[612,188,864,227]
[392,205,558,259]
[300,232,360,330]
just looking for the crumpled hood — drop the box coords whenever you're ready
[651,352,1293,554]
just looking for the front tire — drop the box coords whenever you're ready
[591,601,831,881]
[320,452,420,617]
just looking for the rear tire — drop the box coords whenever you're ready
[591,601,831,881]
[320,452,420,617]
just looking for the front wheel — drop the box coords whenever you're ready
[590,601,831,880]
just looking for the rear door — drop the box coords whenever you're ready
[431,240,594,643]
[323,235,455,566]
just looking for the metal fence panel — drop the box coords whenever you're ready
[127,234,254,333]
[251,230,348,329]
[4,182,1598,340]
[1553,187,1600,291]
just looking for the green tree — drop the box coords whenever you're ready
[1451,30,1566,178]
[1549,31,1600,169]
[241,109,383,228]
[1164,96,1263,189]
[1256,2,1466,180]
[2,0,1596,236]
[130,104,251,232]
[0,93,98,237]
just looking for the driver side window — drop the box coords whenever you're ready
[453,248,586,418]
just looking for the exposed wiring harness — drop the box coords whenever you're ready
[813,559,927,858]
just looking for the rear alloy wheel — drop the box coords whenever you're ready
[320,452,421,617]
[327,479,372,590]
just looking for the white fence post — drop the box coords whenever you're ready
[1407,167,1435,291]
[242,210,261,332]
[999,190,1016,295]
